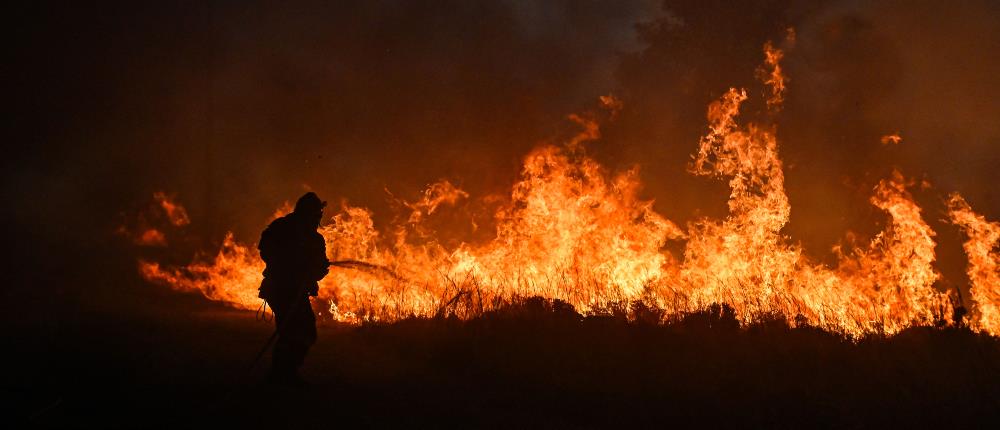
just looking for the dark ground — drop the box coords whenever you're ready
[6,289,1000,429]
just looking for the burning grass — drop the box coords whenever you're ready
[133,36,1000,338]
[29,293,999,426]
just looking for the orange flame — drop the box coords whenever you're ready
[153,191,191,227]
[757,30,794,111]
[881,133,902,145]
[118,192,190,246]
[135,39,1000,337]
[140,232,262,308]
[947,194,1000,335]
[136,228,167,247]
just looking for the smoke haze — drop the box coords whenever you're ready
[6,0,1000,316]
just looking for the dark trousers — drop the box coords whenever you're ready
[269,295,317,378]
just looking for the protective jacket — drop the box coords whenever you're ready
[257,212,328,302]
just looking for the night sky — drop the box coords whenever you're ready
[6,2,1000,426]
[7,0,1000,324]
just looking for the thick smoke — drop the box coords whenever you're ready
[607,0,1000,285]
[5,1,665,318]
[6,0,1000,316]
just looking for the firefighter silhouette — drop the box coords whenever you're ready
[258,192,329,386]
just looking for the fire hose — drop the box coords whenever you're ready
[199,259,405,414]
[244,259,402,376]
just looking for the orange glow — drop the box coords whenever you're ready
[153,191,190,227]
[118,192,190,246]
[136,39,999,337]
[757,29,793,111]
[136,228,167,247]
[947,194,1000,335]
[140,232,263,308]
[881,133,902,145]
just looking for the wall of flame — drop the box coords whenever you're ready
[136,39,1000,338]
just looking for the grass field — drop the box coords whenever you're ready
[8,290,1000,428]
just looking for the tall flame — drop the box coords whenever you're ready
[947,194,1000,335]
[135,39,999,337]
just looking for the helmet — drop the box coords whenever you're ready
[294,192,327,213]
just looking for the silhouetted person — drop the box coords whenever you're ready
[258,192,330,386]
